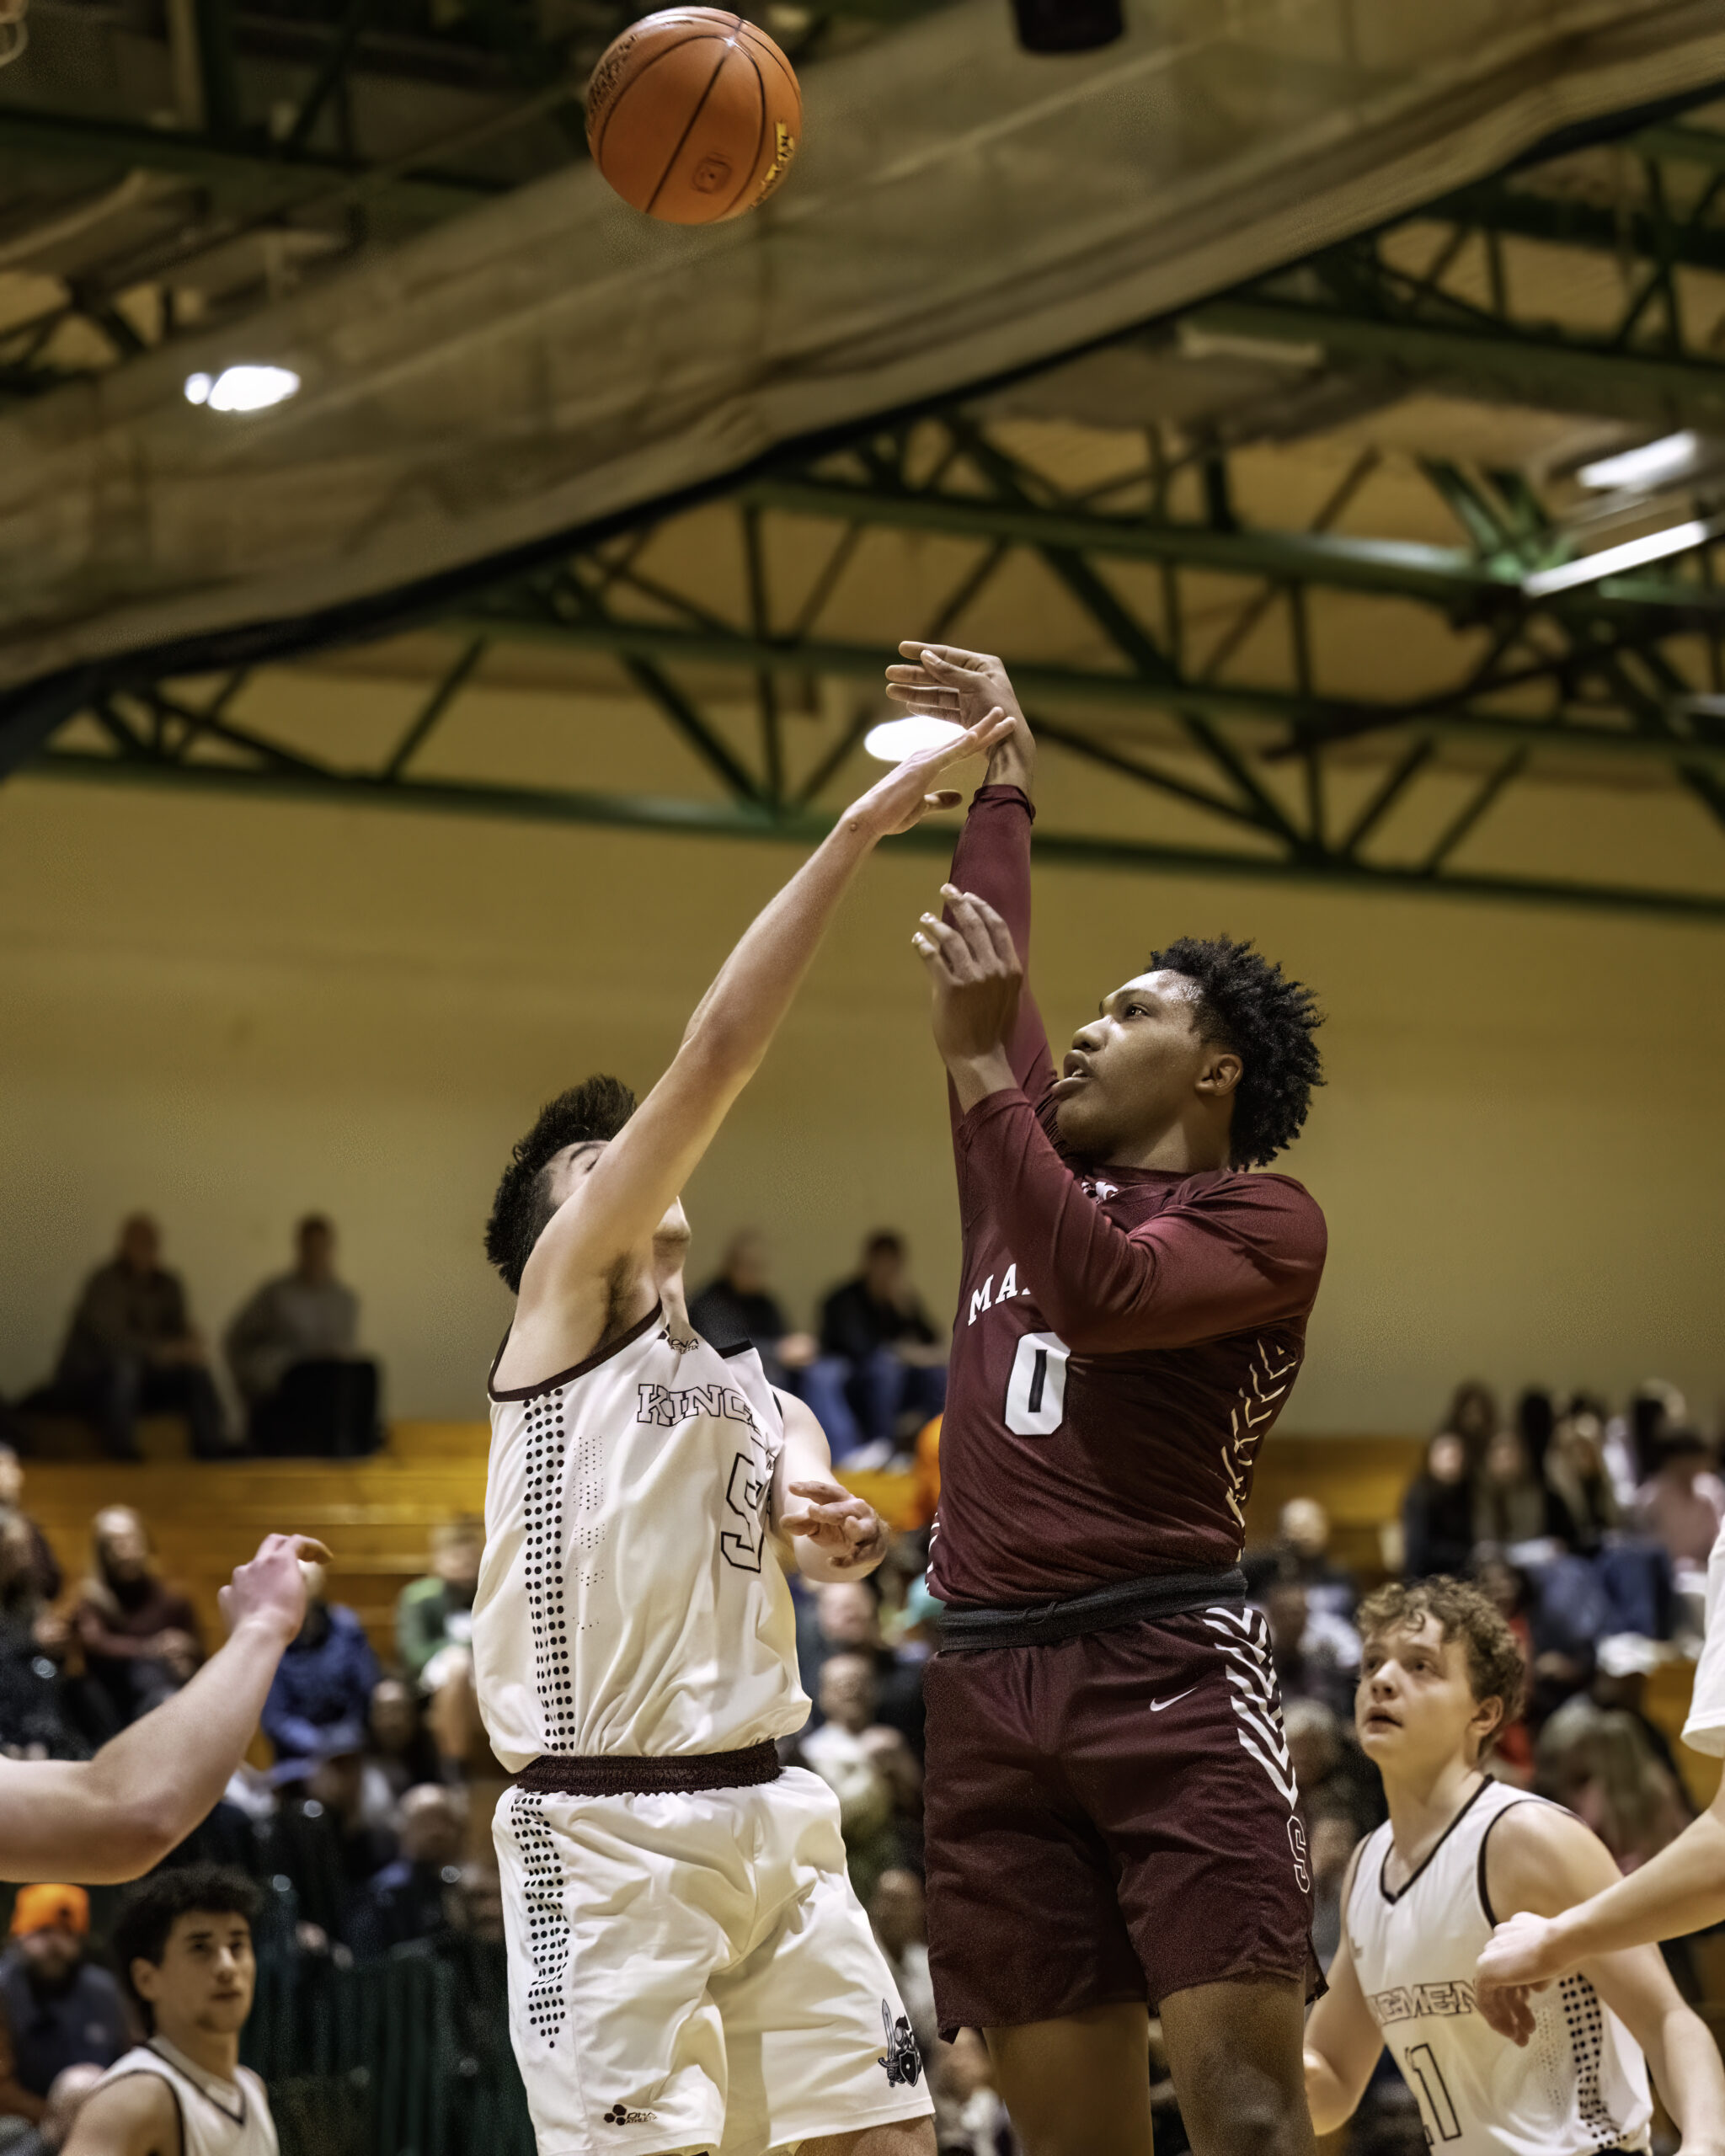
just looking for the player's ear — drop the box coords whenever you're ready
[130,1957,163,2006]
[1471,1694,1505,1754]
[1197,1049,1242,1098]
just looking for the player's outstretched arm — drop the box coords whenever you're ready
[61,2069,178,2156]
[1479,1804,1725,2152]
[0,1534,315,1884]
[1300,1864,1381,2136]
[769,1390,889,1583]
[515,711,1010,1326]
[1476,1775,1725,2028]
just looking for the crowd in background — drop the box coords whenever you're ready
[2,1216,1721,2153]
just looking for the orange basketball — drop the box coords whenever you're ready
[586,8,802,226]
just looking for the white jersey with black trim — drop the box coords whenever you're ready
[473,1305,809,1770]
[97,2039,278,2156]
[1346,1776,1652,2156]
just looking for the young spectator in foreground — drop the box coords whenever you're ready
[0,1890,128,2125]
[52,1218,227,1461]
[63,1866,277,2156]
[72,1511,202,1728]
[225,1216,379,1457]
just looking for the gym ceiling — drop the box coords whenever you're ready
[8,0,1725,920]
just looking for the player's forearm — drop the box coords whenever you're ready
[1645,2004,1725,2156]
[1301,2048,1356,2137]
[1542,1810,1725,1967]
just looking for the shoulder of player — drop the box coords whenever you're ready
[1481,1792,1618,1920]
[69,2069,181,2156]
[1137,1167,1326,1243]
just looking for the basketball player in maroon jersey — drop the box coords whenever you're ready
[890,645,1327,2156]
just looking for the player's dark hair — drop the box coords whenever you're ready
[111,1865,261,2028]
[1146,935,1322,1168]
[484,1076,637,1294]
[1356,1577,1526,1758]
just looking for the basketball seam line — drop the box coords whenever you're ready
[644,31,738,217]
[714,42,769,221]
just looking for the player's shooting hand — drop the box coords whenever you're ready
[1474,1912,1563,2046]
[845,708,1013,838]
[912,885,1023,1093]
[219,1533,334,1643]
[782,1481,888,1572]
[885,644,1034,792]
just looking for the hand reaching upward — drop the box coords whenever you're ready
[911,883,1024,1113]
[842,707,1013,837]
[885,644,1035,798]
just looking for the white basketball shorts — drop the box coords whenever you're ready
[494,1764,933,2156]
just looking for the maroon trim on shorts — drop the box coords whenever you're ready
[512,1740,781,1796]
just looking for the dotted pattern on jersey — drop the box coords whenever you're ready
[1560,1973,1624,2145]
[522,1390,577,1748]
[511,1790,569,2048]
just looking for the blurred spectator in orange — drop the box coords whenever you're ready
[0,1890,127,2125]
[52,1217,227,1460]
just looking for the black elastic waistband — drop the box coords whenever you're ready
[514,1740,781,1796]
[937,1565,1247,1652]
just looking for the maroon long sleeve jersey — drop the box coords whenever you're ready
[927,785,1327,1610]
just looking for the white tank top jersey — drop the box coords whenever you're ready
[473,1305,809,1769]
[1346,1778,1652,2156]
[1682,1513,1725,1757]
[98,2039,278,2156]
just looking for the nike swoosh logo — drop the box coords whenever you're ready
[1150,1688,1198,1713]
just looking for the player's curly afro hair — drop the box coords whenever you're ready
[484,1075,637,1294]
[1148,934,1323,1168]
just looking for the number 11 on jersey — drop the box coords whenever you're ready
[1005,1331,1071,1438]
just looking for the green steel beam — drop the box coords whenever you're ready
[449,610,1725,773]
[0,104,499,216]
[1188,296,1725,430]
[28,748,1725,923]
[1439,171,1725,279]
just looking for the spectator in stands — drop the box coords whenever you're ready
[1441,1379,1501,1474]
[1516,1386,1555,1479]
[1472,1427,1576,1551]
[1307,1812,1357,1973]
[260,1559,380,1779]
[0,1453,60,1605]
[687,1231,817,1390]
[71,1508,202,1727]
[1280,1699,1383,1843]
[225,1217,380,1458]
[1264,1580,1357,1721]
[0,1889,128,2125]
[0,1519,88,1760]
[349,1784,465,1961]
[869,1868,937,2066]
[1544,1400,1620,1556]
[1635,1429,1725,1582]
[798,1653,918,1903]
[938,2029,1017,2156]
[1535,1700,1689,1875]
[357,1678,441,1831]
[1244,1497,1355,1618]
[1402,1433,1475,1581]
[811,1233,946,1467]
[396,1518,482,1692]
[813,1580,925,1757]
[267,1750,397,1950]
[51,1216,227,1460]
[3,2063,104,2156]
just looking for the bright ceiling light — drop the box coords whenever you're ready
[864,715,966,764]
[184,364,301,414]
[1523,517,1717,598]
[1576,431,1699,492]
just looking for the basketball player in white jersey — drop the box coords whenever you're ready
[1477,1509,1725,2038]
[1302,1577,1725,2156]
[64,1865,277,2156]
[473,707,1012,2156]
[0,1534,318,1886]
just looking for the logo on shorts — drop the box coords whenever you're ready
[878,2001,922,2088]
[601,2101,658,2126]
[1287,1813,1311,1894]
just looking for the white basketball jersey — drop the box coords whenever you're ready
[473,1305,809,1770]
[1347,1778,1651,2156]
[99,2040,278,2156]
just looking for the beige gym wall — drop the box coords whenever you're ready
[3,691,1723,1436]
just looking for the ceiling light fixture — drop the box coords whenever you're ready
[184,364,301,414]
[1576,431,1700,493]
[864,715,966,764]
[1523,516,1719,598]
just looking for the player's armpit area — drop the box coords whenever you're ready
[62,2074,180,2156]
[1482,1798,1625,1924]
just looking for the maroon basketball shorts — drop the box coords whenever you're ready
[921,1604,1319,2037]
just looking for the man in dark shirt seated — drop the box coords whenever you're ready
[260,1560,381,1780]
[809,1233,948,1468]
[686,1230,818,1390]
[51,1217,227,1460]
[0,1889,128,2126]
[224,1217,381,1458]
